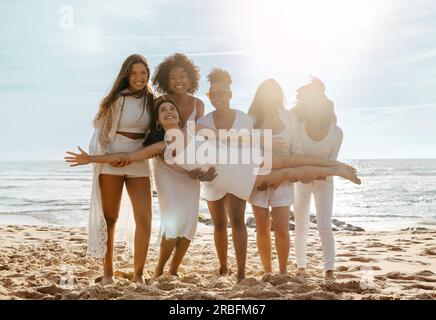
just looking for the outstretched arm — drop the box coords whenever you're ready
[65,142,166,166]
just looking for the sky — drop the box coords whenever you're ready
[0,0,435,160]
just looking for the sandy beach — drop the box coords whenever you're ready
[0,224,435,300]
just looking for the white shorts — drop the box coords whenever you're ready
[249,181,294,209]
[101,134,151,178]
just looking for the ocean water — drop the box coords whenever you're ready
[0,159,435,231]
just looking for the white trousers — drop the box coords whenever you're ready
[294,179,335,271]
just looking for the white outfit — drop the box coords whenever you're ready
[101,92,151,177]
[171,129,260,202]
[249,109,303,208]
[88,93,151,258]
[294,122,343,271]
[152,100,200,241]
[197,110,254,201]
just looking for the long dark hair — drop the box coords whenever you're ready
[93,54,154,127]
[143,99,180,147]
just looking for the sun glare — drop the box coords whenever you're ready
[233,0,390,74]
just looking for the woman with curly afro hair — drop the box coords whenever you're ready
[150,53,206,278]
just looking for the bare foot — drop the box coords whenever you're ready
[95,275,114,285]
[132,275,144,284]
[325,270,335,280]
[219,267,231,276]
[296,268,310,278]
[152,269,163,279]
[338,165,361,185]
[236,272,245,283]
[169,270,180,277]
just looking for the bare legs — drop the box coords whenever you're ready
[125,177,152,283]
[252,205,291,274]
[226,194,248,282]
[208,194,247,282]
[253,165,360,192]
[153,236,191,277]
[207,198,229,275]
[99,174,152,285]
[99,174,124,285]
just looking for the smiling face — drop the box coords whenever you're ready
[168,66,191,95]
[208,81,231,111]
[128,63,149,92]
[157,101,181,130]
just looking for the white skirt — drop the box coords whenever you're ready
[153,159,200,241]
[101,134,151,177]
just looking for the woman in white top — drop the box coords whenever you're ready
[197,68,254,282]
[248,79,303,275]
[149,53,205,278]
[88,54,154,285]
[291,77,343,280]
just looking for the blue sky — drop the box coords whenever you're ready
[0,0,435,160]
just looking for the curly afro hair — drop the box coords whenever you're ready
[152,53,200,94]
[207,68,232,86]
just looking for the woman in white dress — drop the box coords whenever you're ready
[291,77,343,280]
[87,54,154,284]
[248,79,303,275]
[197,68,254,282]
[149,53,205,277]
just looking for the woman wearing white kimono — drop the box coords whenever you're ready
[87,54,154,285]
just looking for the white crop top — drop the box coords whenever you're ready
[117,93,151,133]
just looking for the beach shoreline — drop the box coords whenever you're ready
[1,224,435,300]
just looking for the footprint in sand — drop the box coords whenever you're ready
[385,272,415,280]
[415,270,435,277]
[349,257,378,263]
[321,280,378,294]
[388,246,405,252]
[422,248,436,256]
[403,284,435,291]
[337,253,355,257]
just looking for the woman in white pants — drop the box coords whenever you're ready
[292,77,343,280]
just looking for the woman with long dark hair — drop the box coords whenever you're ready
[88,54,154,284]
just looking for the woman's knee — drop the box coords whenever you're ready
[230,217,246,230]
[213,218,228,232]
[105,215,119,227]
[273,224,290,239]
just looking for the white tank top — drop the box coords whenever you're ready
[299,121,343,160]
[117,93,151,133]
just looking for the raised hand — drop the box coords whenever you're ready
[64,146,91,167]
[188,168,203,180]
